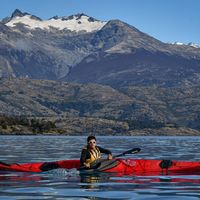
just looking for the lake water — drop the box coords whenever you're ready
[0,135,200,200]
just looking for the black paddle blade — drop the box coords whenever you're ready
[40,162,59,171]
[0,161,11,166]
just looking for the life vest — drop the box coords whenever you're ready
[83,146,101,164]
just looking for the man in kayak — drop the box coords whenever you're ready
[80,135,113,168]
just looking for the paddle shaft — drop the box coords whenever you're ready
[114,148,141,158]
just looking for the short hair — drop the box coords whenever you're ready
[87,135,96,142]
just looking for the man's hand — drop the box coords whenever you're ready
[83,162,90,168]
[107,154,113,160]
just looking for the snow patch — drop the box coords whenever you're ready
[6,14,107,33]
[174,42,184,46]
[171,42,200,48]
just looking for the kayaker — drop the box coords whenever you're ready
[80,135,112,168]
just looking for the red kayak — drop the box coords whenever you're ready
[1,159,200,175]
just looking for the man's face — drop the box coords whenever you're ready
[88,139,96,149]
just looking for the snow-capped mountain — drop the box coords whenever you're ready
[5,9,106,32]
[1,9,200,88]
[172,42,200,48]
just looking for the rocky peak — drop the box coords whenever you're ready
[61,13,100,22]
[1,9,28,24]
[6,9,42,23]
[11,9,26,18]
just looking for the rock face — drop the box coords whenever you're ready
[0,10,200,88]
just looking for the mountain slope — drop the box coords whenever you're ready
[1,78,200,135]
[66,49,200,87]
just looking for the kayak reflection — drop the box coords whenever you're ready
[80,173,110,189]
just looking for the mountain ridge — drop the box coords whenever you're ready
[4,9,106,32]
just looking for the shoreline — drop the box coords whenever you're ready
[1,128,200,136]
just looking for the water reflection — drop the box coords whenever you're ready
[78,172,200,199]
[0,168,200,199]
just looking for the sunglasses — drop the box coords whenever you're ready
[89,141,96,144]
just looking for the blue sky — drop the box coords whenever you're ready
[1,0,199,44]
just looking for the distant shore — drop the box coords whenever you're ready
[1,127,200,136]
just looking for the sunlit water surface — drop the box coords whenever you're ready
[0,136,200,200]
